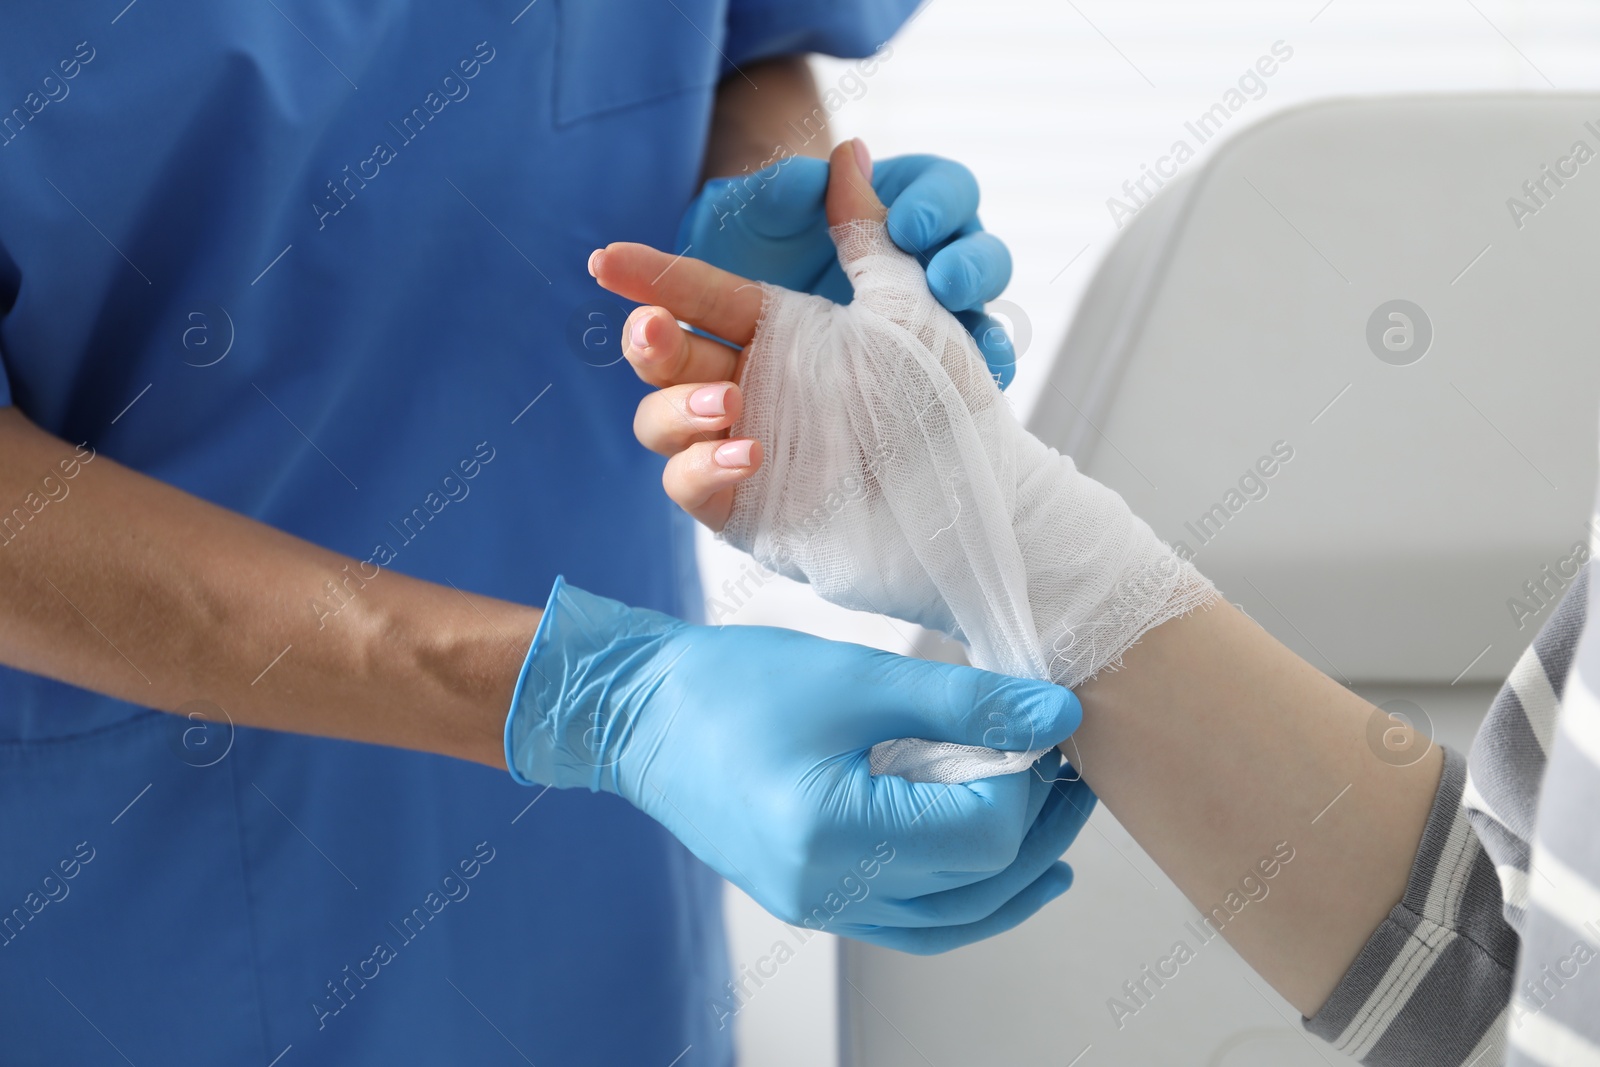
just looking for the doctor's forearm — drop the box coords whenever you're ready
[1069,600,1442,1016]
[0,408,534,769]
[701,55,830,181]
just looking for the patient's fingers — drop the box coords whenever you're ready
[662,438,764,531]
[634,382,742,456]
[591,245,764,347]
[624,306,744,388]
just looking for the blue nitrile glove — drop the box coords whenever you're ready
[505,578,1092,952]
[677,153,1020,387]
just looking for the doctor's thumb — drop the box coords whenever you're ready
[912,664,1083,753]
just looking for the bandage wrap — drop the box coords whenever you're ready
[725,221,1217,783]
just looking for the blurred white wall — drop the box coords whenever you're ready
[715,3,1600,1064]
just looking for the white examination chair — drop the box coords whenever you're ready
[843,95,1600,1066]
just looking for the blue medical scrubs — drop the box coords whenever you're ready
[0,3,911,1063]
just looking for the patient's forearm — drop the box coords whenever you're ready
[587,152,1441,1013]
[1071,599,1442,1016]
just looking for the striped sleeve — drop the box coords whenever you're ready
[1304,747,1515,1065]
[1463,564,1588,932]
[1506,559,1600,1067]
[1305,564,1593,1065]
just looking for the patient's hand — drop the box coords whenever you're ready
[591,139,886,535]
[588,243,759,535]
[592,141,971,639]
[596,132,1212,694]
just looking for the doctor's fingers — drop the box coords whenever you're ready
[623,306,743,388]
[881,156,982,254]
[661,438,764,531]
[633,381,743,455]
[831,863,1075,955]
[925,229,1013,312]
[861,775,1093,930]
[591,243,764,348]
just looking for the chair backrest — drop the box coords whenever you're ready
[1028,93,1600,684]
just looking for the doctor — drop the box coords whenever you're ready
[0,3,1085,1065]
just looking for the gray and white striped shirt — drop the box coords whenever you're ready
[1305,561,1600,1066]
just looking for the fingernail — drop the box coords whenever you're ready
[714,440,753,468]
[851,138,873,183]
[587,249,603,277]
[629,314,650,351]
[688,385,728,417]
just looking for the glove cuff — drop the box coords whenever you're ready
[504,575,570,786]
[503,577,683,791]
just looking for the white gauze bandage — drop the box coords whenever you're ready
[723,220,1216,784]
